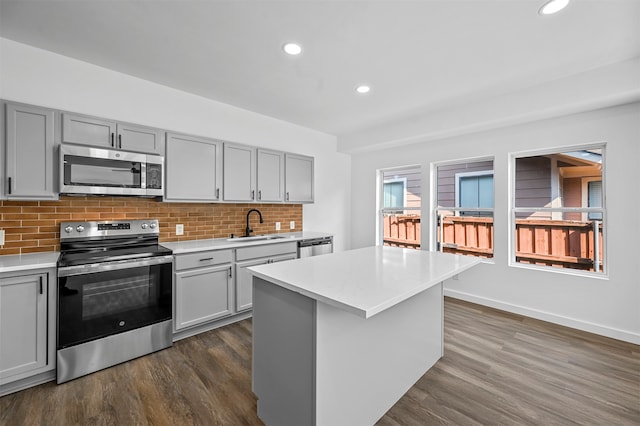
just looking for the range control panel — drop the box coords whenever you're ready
[60,219,159,240]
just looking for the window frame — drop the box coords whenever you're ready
[377,166,422,248]
[509,143,607,278]
[431,156,495,259]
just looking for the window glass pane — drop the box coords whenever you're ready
[588,180,603,220]
[512,148,604,274]
[380,167,421,249]
[436,160,494,258]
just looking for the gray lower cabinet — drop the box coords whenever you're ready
[235,242,298,312]
[223,142,256,202]
[257,148,285,202]
[0,269,56,394]
[61,113,164,155]
[4,102,57,200]
[285,153,314,203]
[174,250,233,331]
[165,132,222,202]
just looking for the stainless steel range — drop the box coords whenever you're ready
[56,219,173,383]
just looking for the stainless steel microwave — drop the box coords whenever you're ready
[60,145,163,196]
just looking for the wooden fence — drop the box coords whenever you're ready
[383,215,604,272]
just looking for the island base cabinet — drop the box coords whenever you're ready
[174,265,232,331]
[252,278,443,426]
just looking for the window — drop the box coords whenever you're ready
[456,171,494,216]
[434,159,494,258]
[511,146,605,275]
[383,178,406,210]
[378,166,421,249]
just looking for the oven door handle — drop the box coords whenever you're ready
[58,255,173,277]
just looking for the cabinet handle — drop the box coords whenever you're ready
[118,134,122,149]
[228,267,232,278]
[199,257,214,262]
[39,276,43,294]
[111,132,115,147]
[286,192,290,201]
[258,190,262,200]
[251,189,255,200]
[7,177,11,195]
[216,188,220,198]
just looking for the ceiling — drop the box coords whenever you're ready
[1,0,639,137]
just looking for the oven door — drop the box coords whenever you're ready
[57,256,173,349]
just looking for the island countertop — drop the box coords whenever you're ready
[248,246,480,319]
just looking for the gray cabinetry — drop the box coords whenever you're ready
[257,149,285,202]
[62,113,163,155]
[223,143,256,202]
[285,153,314,203]
[0,269,56,394]
[174,249,233,331]
[4,103,57,200]
[165,133,222,202]
[235,242,297,312]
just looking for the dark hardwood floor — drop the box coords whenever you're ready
[2,298,638,425]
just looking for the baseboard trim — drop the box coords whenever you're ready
[0,370,55,397]
[173,311,252,342]
[444,289,640,345]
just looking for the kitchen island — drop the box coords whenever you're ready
[248,246,481,426]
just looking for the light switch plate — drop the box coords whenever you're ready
[275,222,281,231]
[290,221,295,230]
[176,224,184,236]
[0,230,4,246]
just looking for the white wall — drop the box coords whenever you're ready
[0,38,351,251]
[350,101,640,343]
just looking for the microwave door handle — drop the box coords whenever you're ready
[141,162,147,189]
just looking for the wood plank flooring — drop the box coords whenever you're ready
[1,298,638,425]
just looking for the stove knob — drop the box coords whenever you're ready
[76,225,85,233]
[141,223,148,229]
[149,223,157,229]
[64,226,73,233]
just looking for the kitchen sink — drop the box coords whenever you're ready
[226,235,287,242]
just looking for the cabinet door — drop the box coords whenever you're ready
[175,265,232,330]
[235,253,297,312]
[223,143,256,202]
[5,103,57,199]
[165,133,222,202]
[0,273,47,382]
[285,153,314,203]
[257,149,284,202]
[117,123,164,155]
[62,113,117,149]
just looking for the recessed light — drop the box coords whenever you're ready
[539,0,570,15]
[283,43,302,55]
[356,85,370,94]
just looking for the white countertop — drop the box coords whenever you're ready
[248,246,481,319]
[163,231,332,254]
[0,252,60,274]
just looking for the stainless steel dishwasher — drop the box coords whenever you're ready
[297,236,333,258]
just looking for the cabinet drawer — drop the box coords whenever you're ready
[175,249,233,270]
[236,242,297,262]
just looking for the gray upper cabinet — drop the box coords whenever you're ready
[4,103,57,200]
[62,113,163,155]
[223,143,256,202]
[257,149,285,202]
[165,132,222,202]
[285,153,314,203]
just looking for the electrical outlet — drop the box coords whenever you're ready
[0,230,4,246]
[176,224,184,236]
[275,222,281,231]
[290,221,295,230]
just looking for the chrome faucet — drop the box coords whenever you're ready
[245,209,263,237]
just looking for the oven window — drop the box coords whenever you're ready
[63,155,141,188]
[58,262,172,349]
[82,275,154,320]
